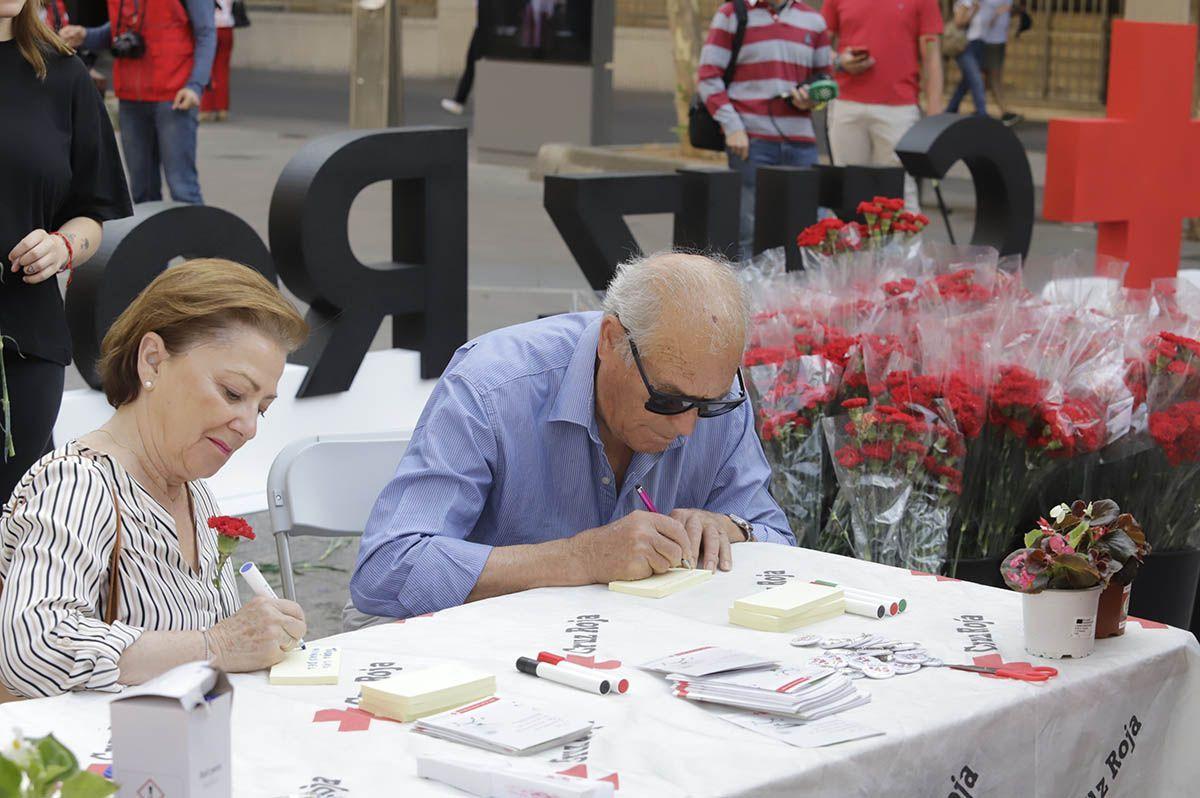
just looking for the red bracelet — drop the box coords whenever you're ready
[51,231,74,286]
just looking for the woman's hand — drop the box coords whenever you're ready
[8,229,69,285]
[207,595,307,672]
[59,24,86,48]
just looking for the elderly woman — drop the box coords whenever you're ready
[0,259,309,697]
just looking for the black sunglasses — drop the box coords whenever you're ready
[626,335,747,418]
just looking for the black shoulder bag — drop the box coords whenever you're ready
[687,0,749,152]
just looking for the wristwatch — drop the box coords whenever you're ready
[727,514,755,543]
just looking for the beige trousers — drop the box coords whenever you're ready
[827,99,923,212]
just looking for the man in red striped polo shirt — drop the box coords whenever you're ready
[697,1,833,260]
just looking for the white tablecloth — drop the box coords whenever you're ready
[3,544,1198,797]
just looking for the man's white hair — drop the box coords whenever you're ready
[601,251,749,362]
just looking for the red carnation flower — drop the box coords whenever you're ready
[835,446,864,469]
[842,397,868,409]
[208,515,255,541]
[861,441,893,462]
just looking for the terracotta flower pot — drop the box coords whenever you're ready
[1096,582,1130,638]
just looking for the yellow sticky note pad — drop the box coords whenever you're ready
[729,601,845,632]
[734,582,843,619]
[609,568,713,598]
[269,646,342,686]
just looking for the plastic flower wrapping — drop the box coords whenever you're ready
[742,211,1200,576]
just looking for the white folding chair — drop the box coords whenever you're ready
[266,431,411,605]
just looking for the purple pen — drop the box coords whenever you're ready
[634,484,692,569]
[634,483,658,513]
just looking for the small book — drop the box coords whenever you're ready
[734,582,843,619]
[414,697,593,756]
[609,568,713,598]
[728,601,845,632]
[269,646,342,686]
[360,664,495,722]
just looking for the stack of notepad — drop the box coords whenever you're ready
[609,568,713,598]
[414,697,593,755]
[729,582,845,632]
[360,664,495,722]
[669,665,869,721]
[269,645,342,685]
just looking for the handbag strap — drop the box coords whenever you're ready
[721,0,749,88]
[103,484,123,626]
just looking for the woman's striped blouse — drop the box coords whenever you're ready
[0,441,241,697]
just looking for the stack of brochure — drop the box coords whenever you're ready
[667,664,870,721]
[414,696,593,755]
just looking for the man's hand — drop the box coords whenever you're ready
[788,85,814,111]
[172,87,201,111]
[670,509,739,572]
[725,129,750,160]
[572,511,693,583]
[839,47,876,75]
[59,24,86,48]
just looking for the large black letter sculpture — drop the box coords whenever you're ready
[65,202,276,391]
[270,126,468,396]
[753,165,905,271]
[895,114,1034,258]
[544,169,739,291]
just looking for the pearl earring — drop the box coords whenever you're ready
[144,380,153,389]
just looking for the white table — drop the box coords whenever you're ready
[4,544,1198,797]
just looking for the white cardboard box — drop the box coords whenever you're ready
[110,662,232,798]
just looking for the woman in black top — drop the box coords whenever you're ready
[1,0,132,503]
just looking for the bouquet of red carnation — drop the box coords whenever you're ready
[209,515,255,590]
[743,287,848,546]
[822,398,955,571]
[1098,323,1200,551]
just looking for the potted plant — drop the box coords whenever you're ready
[1001,499,1150,658]
[0,730,115,797]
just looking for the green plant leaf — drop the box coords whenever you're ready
[0,755,22,796]
[1024,530,1044,548]
[34,734,78,778]
[1050,553,1102,589]
[60,771,119,798]
[1067,521,1089,551]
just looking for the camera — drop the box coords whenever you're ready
[111,30,146,59]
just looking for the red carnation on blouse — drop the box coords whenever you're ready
[208,515,255,541]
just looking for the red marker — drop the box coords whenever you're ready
[538,652,629,694]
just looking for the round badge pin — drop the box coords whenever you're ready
[790,634,822,647]
[818,636,853,649]
[890,642,921,652]
[839,668,866,680]
[892,662,922,675]
[921,658,944,668]
[861,661,895,679]
[893,650,930,665]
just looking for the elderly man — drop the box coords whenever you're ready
[350,253,793,619]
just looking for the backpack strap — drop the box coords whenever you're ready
[721,0,750,88]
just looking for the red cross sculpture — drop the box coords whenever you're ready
[1043,20,1200,288]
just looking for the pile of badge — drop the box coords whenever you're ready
[790,632,943,680]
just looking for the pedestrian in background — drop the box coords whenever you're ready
[61,0,216,205]
[982,2,1022,126]
[696,0,833,261]
[201,0,236,122]
[1,0,132,503]
[821,0,944,212]
[946,0,990,118]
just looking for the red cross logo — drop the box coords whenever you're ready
[1126,615,1168,630]
[909,569,958,582]
[557,764,620,790]
[971,653,1041,679]
[563,655,623,670]
[1044,20,1200,287]
[312,707,399,732]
